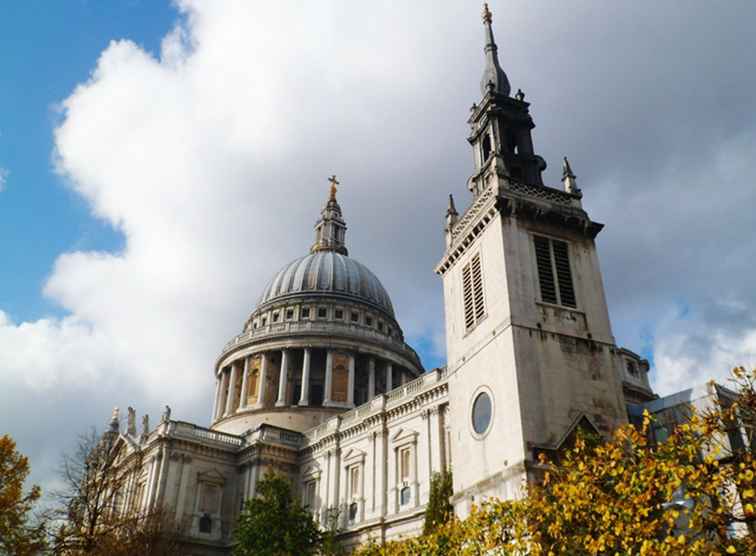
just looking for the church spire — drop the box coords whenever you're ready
[480,3,511,97]
[311,175,348,256]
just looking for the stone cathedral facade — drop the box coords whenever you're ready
[104,7,678,554]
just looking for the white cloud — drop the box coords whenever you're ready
[653,315,756,396]
[0,167,8,191]
[2,1,469,417]
[2,0,756,490]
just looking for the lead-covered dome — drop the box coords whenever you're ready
[258,251,395,317]
[213,179,423,436]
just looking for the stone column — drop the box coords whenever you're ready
[367,357,376,400]
[323,350,333,405]
[298,348,311,406]
[347,353,356,407]
[386,362,393,393]
[258,352,269,408]
[238,356,249,410]
[211,376,221,421]
[276,349,289,407]
[224,362,239,416]
[217,370,229,419]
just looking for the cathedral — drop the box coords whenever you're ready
[103,6,718,554]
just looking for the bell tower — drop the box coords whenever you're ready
[468,3,547,194]
[437,4,627,515]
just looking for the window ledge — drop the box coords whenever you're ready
[535,301,583,314]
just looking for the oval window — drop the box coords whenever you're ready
[471,391,492,435]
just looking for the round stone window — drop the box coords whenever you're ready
[471,391,492,435]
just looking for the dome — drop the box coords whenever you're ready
[257,251,395,317]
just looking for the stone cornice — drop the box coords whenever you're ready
[436,175,599,276]
[217,323,423,373]
[300,370,449,457]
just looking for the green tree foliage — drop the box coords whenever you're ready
[423,469,453,535]
[320,506,346,556]
[233,472,321,556]
[0,434,45,555]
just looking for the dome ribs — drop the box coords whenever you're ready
[252,253,396,319]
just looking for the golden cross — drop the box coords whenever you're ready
[328,174,339,200]
[482,3,492,24]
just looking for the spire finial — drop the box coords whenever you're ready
[311,175,348,255]
[482,3,493,24]
[562,157,575,180]
[328,175,339,201]
[479,3,511,97]
[447,193,458,216]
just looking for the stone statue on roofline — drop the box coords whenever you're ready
[127,406,137,436]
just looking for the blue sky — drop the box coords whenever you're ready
[1,0,755,494]
[0,2,173,320]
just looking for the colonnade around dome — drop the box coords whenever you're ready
[211,345,418,435]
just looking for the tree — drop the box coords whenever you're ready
[356,368,756,555]
[234,472,321,556]
[320,506,346,556]
[0,434,45,555]
[48,428,179,555]
[423,469,453,535]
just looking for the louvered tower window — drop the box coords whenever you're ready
[533,236,576,308]
[462,253,486,331]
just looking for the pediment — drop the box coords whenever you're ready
[113,435,140,458]
[391,428,419,445]
[555,414,600,451]
[302,463,321,478]
[343,447,366,463]
[197,468,225,485]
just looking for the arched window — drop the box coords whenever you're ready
[481,132,492,163]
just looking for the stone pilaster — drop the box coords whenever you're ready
[376,427,388,518]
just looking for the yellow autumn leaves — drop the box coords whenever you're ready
[356,368,756,555]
